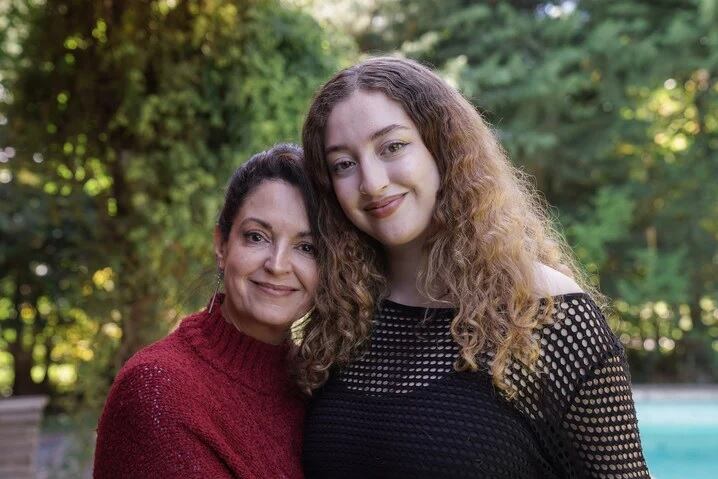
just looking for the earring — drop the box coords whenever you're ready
[297,306,315,323]
[208,268,224,314]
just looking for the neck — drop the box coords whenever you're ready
[178,294,293,392]
[220,299,287,346]
[384,238,438,307]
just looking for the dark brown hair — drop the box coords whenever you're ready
[218,143,316,242]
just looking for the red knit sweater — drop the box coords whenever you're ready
[93,295,305,478]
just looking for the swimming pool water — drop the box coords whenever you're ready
[635,399,718,479]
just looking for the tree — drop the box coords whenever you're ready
[0,0,342,397]
[327,0,718,381]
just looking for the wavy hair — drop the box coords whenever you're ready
[297,56,596,397]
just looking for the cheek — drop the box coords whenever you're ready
[332,179,361,216]
[225,247,256,279]
[427,161,441,192]
[409,155,440,199]
[299,261,319,296]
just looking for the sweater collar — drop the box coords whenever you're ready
[178,293,294,394]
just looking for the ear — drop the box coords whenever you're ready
[213,225,227,270]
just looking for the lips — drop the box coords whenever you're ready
[363,193,407,219]
[251,281,298,297]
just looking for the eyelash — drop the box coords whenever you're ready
[244,231,266,243]
[331,159,356,174]
[330,141,408,174]
[298,242,316,256]
[383,141,408,155]
[244,231,315,256]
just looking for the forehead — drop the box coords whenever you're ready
[235,180,309,230]
[325,90,416,147]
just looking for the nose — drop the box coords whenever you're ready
[264,243,291,275]
[358,156,389,196]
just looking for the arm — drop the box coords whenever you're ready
[561,352,650,478]
[93,363,235,479]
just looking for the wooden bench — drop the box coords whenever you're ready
[0,396,48,479]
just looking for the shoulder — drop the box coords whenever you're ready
[95,333,221,478]
[539,294,623,373]
[122,329,189,374]
[98,348,201,454]
[120,314,207,382]
[532,263,584,298]
[108,334,198,411]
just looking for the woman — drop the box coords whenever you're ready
[94,144,317,478]
[298,57,649,478]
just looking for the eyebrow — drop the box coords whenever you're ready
[240,217,312,238]
[325,123,411,155]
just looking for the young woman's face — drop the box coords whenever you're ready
[324,90,441,251]
[214,180,318,344]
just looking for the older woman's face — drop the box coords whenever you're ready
[214,180,318,344]
[324,90,440,252]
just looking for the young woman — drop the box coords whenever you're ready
[94,144,317,478]
[298,57,650,478]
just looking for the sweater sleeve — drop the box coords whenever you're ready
[560,337,650,478]
[93,362,234,479]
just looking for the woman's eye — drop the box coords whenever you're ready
[331,159,355,173]
[244,232,266,243]
[384,141,407,154]
[298,243,316,256]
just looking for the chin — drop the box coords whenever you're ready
[253,312,295,329]
[370,226,423,248]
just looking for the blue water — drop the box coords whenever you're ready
[635,399,718,479]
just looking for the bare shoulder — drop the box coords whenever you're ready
[532,263,584,297]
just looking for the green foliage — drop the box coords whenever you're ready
[0,0,342,402]
[344,0,718,381]
[1,0,716,412]
[617,248,690,306]
[568,187,634,270]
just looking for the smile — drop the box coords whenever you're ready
[363,193,407,219]
[251,281,298,297]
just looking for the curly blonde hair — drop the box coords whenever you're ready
[297,56,594,397]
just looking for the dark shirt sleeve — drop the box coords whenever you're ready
[93,362,235,479]
[561,350,651,478]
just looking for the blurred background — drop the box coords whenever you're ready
[1,0,716,477]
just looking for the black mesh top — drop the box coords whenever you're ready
[303,293,650,478]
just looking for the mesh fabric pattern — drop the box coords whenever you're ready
[303,293,649,478]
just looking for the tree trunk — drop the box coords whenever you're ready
[107,149,159,370]
[10,349,38,397]
[116,295,155,369]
